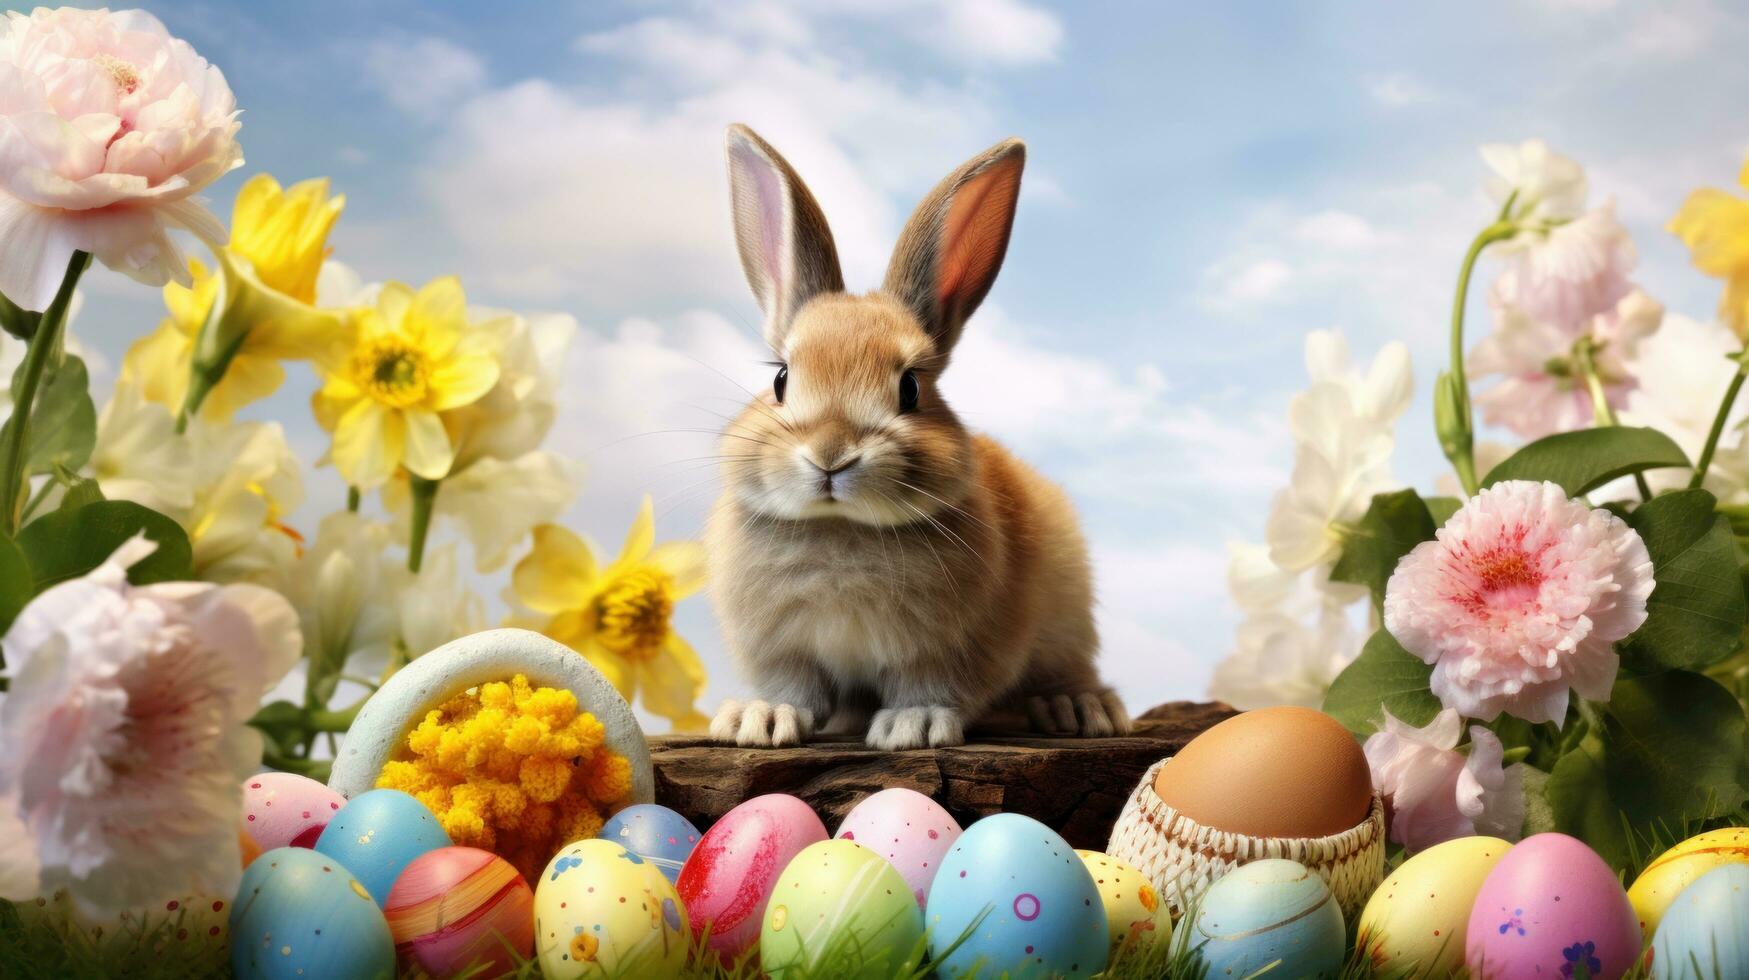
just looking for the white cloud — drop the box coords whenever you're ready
[1295,209,1389,249]
[1201,257,1295,310]
[362,34,487,119]
[1366,72,1435,108]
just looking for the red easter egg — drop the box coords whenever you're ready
[385,846,534,978]
[241,772,345,852]
[676,793,828,962]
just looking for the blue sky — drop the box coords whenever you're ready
[51,0,1749,716]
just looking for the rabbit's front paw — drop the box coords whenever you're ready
[710,699,815,748]
[867,706,964,750]
[1025,691,1131,737]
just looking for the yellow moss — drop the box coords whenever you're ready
[375,673,632,881]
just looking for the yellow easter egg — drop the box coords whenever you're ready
[1628,826,1749,935]
[1356,835,1510,976]
[1075,849,1172,957]
[535,838,689,979]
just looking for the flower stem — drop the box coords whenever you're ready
[1573,338,1652,502]
[407,475,440,573]
[346,485,361,512]
[0,251,88,534]
[1442,220,1517,497]
[1690,357,1749,490]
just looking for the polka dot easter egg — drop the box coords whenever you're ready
[761,839,926,976]
[926,812,1108,979]
[314,789,451,906]
[229,846,394,980]
[675,792,828,963]
[1466,833,1642,980]
[1075,850,1171,958]
[534,838,690,979]
[835,787,963,906]
[385,846,533,979]
[1651,863,1749,980]
[1356,835,1510,977]
[1193,859,1345,980]
[241,772,345,852]
[600,803,701,884]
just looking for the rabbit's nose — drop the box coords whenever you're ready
[819,456,860,477]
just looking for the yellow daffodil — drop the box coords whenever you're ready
[311,276,502,489]
[510,497,709,731]
[1669,155,1749,338]
[122,173,348,422]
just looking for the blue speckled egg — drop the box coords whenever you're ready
[599,803,701,884]
[229,847,394,980]
[1193,859,1345,980]
[925,813,1108,979]
[313,789,450,905]
[1652,864,1749,980]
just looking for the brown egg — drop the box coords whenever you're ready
[1153,706,1372,838]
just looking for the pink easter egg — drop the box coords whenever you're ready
[386,846,533,978]
[1466,833,1642,980]
[835,787,963,906]
[676,793,827,962]
[240,772,346,851]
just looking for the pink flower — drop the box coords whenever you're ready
[0,7,242,311]
[1364,708,1524,851]
[1492,204,1636,329]
[1383,480,1654,724]
[0,536,299,915]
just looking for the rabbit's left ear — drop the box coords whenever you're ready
[726,124,845,351]
[883,138,1025,359]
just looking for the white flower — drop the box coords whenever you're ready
[445,308,576,472]
[0,536,299,914]
[1210,605,1360,710]
[1364,708,1525,851]
[1481,139,1588,234]
[88,381,193,515]
[286,512,398,684]
[382,450,583,572]
[391,542,483,658]
[183,417,303,587]
[1623,313,1749,500]
[0,8,243,311]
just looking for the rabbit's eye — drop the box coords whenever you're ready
[773,365,788,403]
[898,369,920,413]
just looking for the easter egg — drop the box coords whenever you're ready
[926,812,1108,979]
[534,838,689,979]
[600,803,701,884]
[314,789,451,905]
[385,846,533,978]
[1152,706,1374,838]
[1192,858,1345,979]
[1356,835,1510,976]
[676,792,828,962]
[1466,833,1641,980]
[835,787,963,906]
[242,772,346,851]
[1075,850,1171,957]
[1629,826,1749,935]
[229,847,394,980]
[1651,864,1749,980]
[762,839,926,975]
[240,828,264,868]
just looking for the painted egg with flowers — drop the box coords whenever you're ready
[1356,835,1510,976]
[835,787,962,906]
[241,772,345,852]
[1075,850,1171,957]
[229,847,394,980]
[385,846,533,978]
[534,838,689,979]
[676,792,828,962]
[314,789,451,905]
[600,803,701,884]
[1466,833,1641,980]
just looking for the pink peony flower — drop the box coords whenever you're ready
[1364,708,1524,851]
[0,7,242,311]
[1383,480,1654,724]
[0,536,299,915]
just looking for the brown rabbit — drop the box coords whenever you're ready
[705,124,1128,750]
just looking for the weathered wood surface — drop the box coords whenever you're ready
[647,701,1235,849]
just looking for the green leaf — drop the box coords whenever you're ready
[55,475,103,513]
[1329,489,1436,611]
[1481,426,1690,497]
[15,500,192,590]
[0,535,31,636]
[1424,495,1462,527]
[1621,489,1745,672]
[248,700,311,758]
[0,352,95,478]
[0,289,36,341]
[1322,629,1441,735]
[1546,671,1749,872]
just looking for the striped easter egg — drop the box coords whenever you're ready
[385,846,534,977]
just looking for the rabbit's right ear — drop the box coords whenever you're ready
[726,124,845,351]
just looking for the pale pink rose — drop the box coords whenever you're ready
[0,536,299,915]
[1491,203,1636,329]
[1383,480,1654,724]
[0,7,242,311]
[1364,708,1524,851]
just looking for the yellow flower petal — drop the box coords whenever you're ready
[409,276,467,354]
[333,398,401,489]
[161,258,218,334]
[512,524,599,614]
[619,495,655,564]
[376,281,415,329]
[637,634,709,731]
[1669,188,1749,278]
[426,351,501,411]
[581,640,634,699]
[401,409,455,480]
[646,540,706,598]
[120,319,193,413]
[200,354,285,423]
[230,174,345,304]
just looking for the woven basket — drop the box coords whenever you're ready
[1105,757,1386,922]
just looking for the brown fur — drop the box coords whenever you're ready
[708,125,1128,749]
